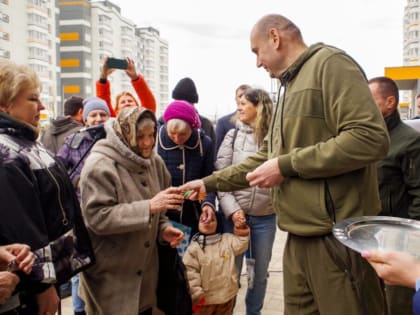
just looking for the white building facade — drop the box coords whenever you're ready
[0,0,60,116]
[0,0,168,117]
[136,27,169,116]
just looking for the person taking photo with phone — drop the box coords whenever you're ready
[96,57,156,116]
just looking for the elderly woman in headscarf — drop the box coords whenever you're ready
[156,100,215,315]
[79,107,184,315]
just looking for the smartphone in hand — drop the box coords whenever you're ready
[106,57,128,70]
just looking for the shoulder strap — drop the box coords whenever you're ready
[231,127,239,149]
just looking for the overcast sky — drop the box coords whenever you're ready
[111,0,406,119]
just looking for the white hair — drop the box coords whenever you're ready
[166,118,191,133]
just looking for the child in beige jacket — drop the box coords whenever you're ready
[183,211,249,314]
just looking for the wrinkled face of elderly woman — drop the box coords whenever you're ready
[166,119,192,145]
[136,118,156,158]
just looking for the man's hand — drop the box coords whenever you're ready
[180,180,207,201]
[246,158,284,188]
[362,250,420,288]
[150,187,184,213]
[161,226,184,248]
[36,285,60,315]
[0,272,19,304]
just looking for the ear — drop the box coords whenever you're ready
[386,95,397,110]
[76,108,84,121]
[268,28,281,49]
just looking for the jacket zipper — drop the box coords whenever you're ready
[180,146,186,224]
[324,180,336,224]
[45,164,69,226]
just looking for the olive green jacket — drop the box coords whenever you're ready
[205,43,389,236]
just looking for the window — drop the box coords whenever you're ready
[28,47,49,62]
[27,13,48,29]
[98,15,111,24]
[0,48,10,58]
[28,30,48,44]
[0,31,9,40]
[0,12,9,23]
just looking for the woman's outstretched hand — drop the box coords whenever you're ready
[161,226,184,248]
[150,187,184,214]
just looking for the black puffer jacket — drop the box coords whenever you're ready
[0,113,92,304]
[377,110,420,219]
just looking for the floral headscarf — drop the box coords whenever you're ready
[113,107,157,155]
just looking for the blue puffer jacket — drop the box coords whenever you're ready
[157,125,215,236]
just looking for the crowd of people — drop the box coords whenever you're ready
[1,12,420,315]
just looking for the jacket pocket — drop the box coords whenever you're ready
[91,237,117,272]
[275,177,332,235]
[379,184,392,216]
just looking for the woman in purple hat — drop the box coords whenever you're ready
[156,100,215,315]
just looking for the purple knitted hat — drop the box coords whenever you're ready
[163,100,201,129]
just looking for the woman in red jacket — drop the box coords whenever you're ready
[96,57,156,116]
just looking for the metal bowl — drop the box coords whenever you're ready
[333,216,420,257]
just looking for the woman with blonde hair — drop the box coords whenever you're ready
[0,59,92,315]
[216,88,275,315]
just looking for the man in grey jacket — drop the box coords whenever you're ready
[40,96,84,154]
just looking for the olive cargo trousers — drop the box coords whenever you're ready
[283,233,387,315]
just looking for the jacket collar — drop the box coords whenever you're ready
[279,42,325,84]
[158,125,201,150]
[384,109,401,132]
[0,112,38,141]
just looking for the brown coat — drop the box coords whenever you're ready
[79,120,171,315]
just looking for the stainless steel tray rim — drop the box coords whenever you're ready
[333,216,420,258]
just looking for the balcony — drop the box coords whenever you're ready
[0,12,9,23]
[0,48,10,58]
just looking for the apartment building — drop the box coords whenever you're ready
[0,0,60,116]
[0,0,167,118]
[59,0,93,110]
[136,27,169,115]
[58,0,168,114]
[404,0,420,66]
[90,0,137,100]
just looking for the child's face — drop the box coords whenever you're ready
[198,213,217,235]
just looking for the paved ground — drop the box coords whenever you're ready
[61,228,287,315]
[234,228,286,315]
